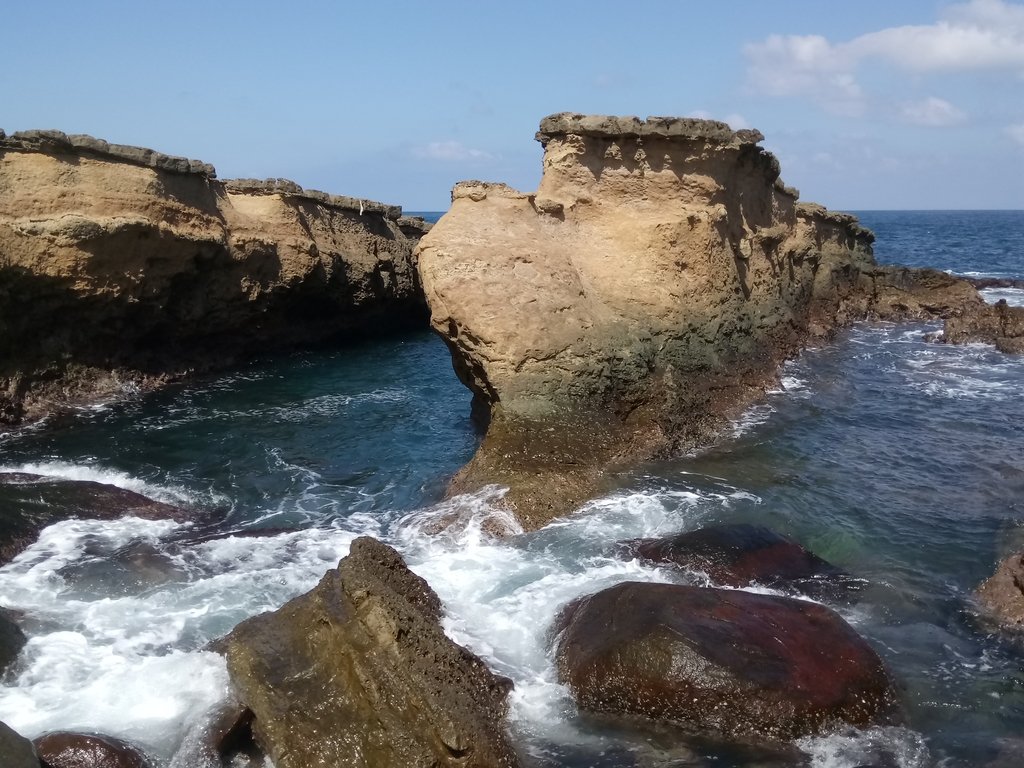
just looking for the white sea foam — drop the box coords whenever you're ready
[980,286,1024,307]
[797,726,931,768]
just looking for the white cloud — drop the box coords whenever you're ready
[414,141,494,162]
[688,109,751,130]
[744,0,1024,113]
[899,97,967,126]
[1007,122,1024,145]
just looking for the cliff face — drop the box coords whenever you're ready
[0,130,431,423]
[417,114,981,528]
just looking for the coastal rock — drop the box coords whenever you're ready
[0,131,427,424]
[33,731,153,768]
[416,114,983,528]
[939,299,1024,354]
[0,721,39,768]
[0,472,189,565]
[628,524,862,601]
[223,536,519,768]
[552,582,898,740]
[0,609,27,673]
[975,551,1024,630]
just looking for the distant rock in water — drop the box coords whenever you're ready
[939,299,1024,354]
[552,582,899,741]
[627,523,863,601]
[417,113,983,529]
[975,551,1024,631]
[0,130,428,424]
[33,731,154,768]
[0,609,27,675]
[222,536,520,768]
[0,472,190,565]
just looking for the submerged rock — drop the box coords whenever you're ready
[0,472,189,565]
[417,113,982,529]
[223,536,519,768]
[553,582,898,740]
[33,731,153,768]
[939,299,1024,354]
[0,721,39,768]
[975,550,1024,630]
[628,524,863,601]
[0,131,428,424]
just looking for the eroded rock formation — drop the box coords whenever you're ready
[416,114,982,528]
[940,299,1024,354]
[976,551,1024,630]
[222,536,519,768]
[0,129,427,424]
[552,582,898,740]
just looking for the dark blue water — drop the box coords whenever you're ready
[0,211,1021,767]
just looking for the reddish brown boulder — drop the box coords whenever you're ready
[628,524,862,601]
[33,732,152,768]
[553,582,898,740]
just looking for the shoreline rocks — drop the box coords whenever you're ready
[975,551,1024,631]
[0,721,39,768]
[553,582,899,741]
[33,731,154,768]
[0,130,428,425]
[222,536,519,768]
[417,113,983,529]
[938,299,1024,354]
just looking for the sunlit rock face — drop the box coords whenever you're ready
[0,129,430,424]
[417,114,981,528]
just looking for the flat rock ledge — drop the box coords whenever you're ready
[418,113,983,530]
[222,537,520,768]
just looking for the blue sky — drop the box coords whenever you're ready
[3,0,1022,210]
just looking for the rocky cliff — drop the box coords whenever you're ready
[0,129,430,423]
[417,114,981,529]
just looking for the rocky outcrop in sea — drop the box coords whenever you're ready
[416,113,983,529]
[0,129,429,425]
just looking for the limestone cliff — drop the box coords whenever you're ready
[0,129,429,423]
[417,114,981,529]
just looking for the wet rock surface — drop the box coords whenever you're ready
[553,581,898,740]
[0,608,27,674]
[33,731,153,768]
[0,472,190,565]
[628,524,863,601]
[0,721,39,768]
[940,299,1024,354]
[223,536,519,768]
[975,550,1024,630]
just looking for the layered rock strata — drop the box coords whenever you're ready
[0,129,427,424]
[222,536,519,768]
[416,114,982,528]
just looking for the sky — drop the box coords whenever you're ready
[3,0,1022,211]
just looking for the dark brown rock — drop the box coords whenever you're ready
[975,551,1024,630]
[33,732,152,768]
[628,524,863,601]
[223,536,519,768]
[0,473,189,565]
[553,582,898,740]
[0,721,39,768]
[941,299,1024,354]
[0,608,27,673]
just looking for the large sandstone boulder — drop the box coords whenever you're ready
[223,536,519,768]
[416,114,982,528]
[940,299,1024,354]
[0,130,427,424]
[627,524,862,601]
[975,551,1024,630]
[0,472,190,565]
[553,582,898,740]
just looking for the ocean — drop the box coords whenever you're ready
[0,210,1022,767]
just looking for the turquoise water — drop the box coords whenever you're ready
[0,211,1022,767]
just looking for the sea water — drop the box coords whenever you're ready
[0,211,1022,767]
